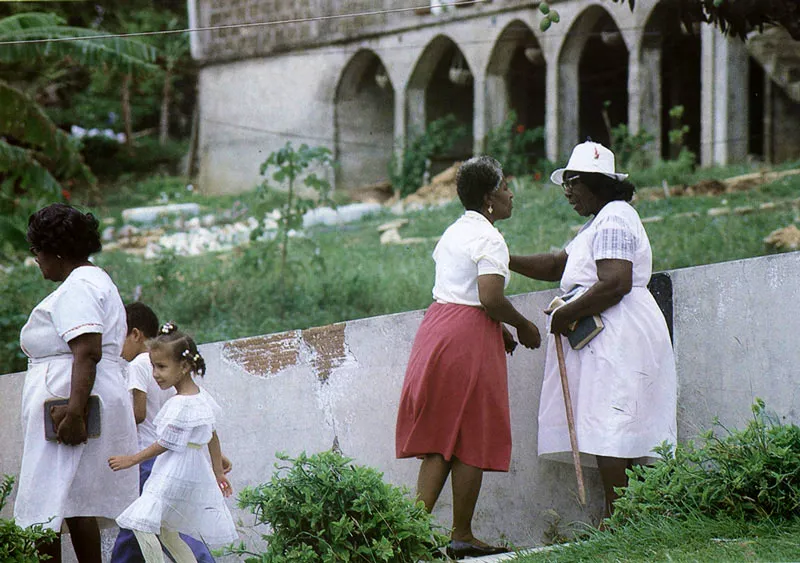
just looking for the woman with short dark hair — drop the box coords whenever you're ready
[396,156,541,559]
[16,203,139,562]
[510,142,677,519]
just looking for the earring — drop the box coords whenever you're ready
[56,254,62,259]
[488,205,494,214]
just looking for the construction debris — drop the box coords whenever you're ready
[400,163,461,208]
[764,224,800,251]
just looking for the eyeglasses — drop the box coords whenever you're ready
[29,245,39,256]
[562,175,581,192]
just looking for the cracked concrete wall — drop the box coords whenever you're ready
[2,252,800,560]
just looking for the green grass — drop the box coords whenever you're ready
[2,163,800,374]
[514,515,800,562]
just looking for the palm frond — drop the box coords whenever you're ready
[0,139,62,194]
[0,13,158,72]
[0,81,95,186]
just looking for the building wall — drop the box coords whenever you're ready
[2,252,800,559]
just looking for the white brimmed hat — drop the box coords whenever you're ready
[550,141,629,185]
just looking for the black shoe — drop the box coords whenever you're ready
[445,540,510,559]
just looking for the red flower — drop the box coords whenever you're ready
[62,189,72,201]
[516,124,526,134]
[534,171,542,181]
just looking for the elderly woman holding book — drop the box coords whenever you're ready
[510,141,677,518]
[16,203,138,562]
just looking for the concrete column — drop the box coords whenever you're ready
[545,59,560,162]
[485,74,508,138]
[556,60,580,161]
[473,74,486,155]
[393,88,407,163]
[701,26,749,165]
[634,43,663,159]
[406,87,426,139]
[187,0,204,61]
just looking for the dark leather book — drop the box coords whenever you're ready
[44,395,102,441]
[548,294,605,351]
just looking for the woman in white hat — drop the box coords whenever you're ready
[510,141,677,519]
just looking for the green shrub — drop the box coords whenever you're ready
[611,399,800,526]
[485,111,547,178]
[389,115,468,197]
[81,136,187,181]
[0,475,57,562]
[228,451,447,562]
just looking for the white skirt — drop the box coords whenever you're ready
[116,446,238,546]
[14,357,139,530]
[538,287,677,466]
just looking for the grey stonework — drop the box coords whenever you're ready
[190,0,800,194]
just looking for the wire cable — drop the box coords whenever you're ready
[0,0,492,46]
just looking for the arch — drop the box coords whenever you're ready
[557,5,629,155]
[406,35,474,174]
[642,2,701,160]
[484,20,546,161]
[334,49,395,191]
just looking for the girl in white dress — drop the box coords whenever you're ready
[510,142,677,519]
[108,323,238,562]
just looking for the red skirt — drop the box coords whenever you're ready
[395,302,511,472]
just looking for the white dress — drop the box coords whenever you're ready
[538,201,677,466]
[15,266,139,530]
[116,388,238,546]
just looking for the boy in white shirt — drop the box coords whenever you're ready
[111,302,220,563]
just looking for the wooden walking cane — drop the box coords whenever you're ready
[554,334,586,506]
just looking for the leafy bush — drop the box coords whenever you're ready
[609,123,655,171]
[0,475,57,562]
[81,136,187,181]
[389,115,468,197]
[611,399,800,526]
[485,111,547,178]
[228,451,447,562]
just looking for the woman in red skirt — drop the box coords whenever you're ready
[395,156,542,559]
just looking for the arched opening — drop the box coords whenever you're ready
[643,4,701,160]
[334,50,395,191]
[407,36,473,175]
[485,20,546,163]
[578,12,629,147]
[557,6,628,157]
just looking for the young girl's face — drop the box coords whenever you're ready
[149,347,189,390]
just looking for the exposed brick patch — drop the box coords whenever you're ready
[222,331,301,378]
[302,323,347,382]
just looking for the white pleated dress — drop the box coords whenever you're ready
[16,266,139,530]
[116,388,238,547]
[538,201,677,466]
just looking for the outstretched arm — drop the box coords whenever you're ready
[108,442,168,471]
[478,274,541,350]
[208,431,233,497]
[509,250,568,282]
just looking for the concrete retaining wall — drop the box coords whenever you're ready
[2,251,800,560]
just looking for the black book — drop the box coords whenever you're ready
[44,395,102,441]
[548,294,604,350]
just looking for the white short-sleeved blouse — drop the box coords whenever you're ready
[432,211,510,307]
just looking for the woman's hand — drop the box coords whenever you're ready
[517,321,542,349]
[502,325,518,355]
[549,306,574,335]
[108,455,135,471]
[52,405,87,445]
[221,454,233,475]
[216,473,234,497]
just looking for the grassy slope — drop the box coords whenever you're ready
[515,515,800,562]
[2,163,800,374]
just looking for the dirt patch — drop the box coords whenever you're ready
[302,323,347,382]
[640,169,800,200]
[222,331,301,378]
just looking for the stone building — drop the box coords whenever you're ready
[189,0,800,194]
